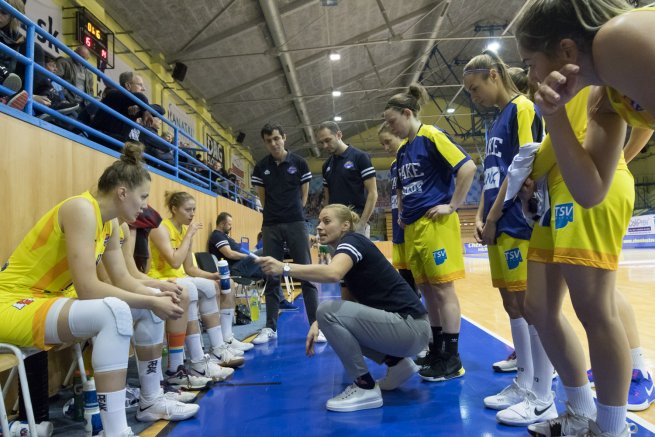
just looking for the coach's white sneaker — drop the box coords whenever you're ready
[484,379,528,410]
[496,390,557,426]
[252,328,277,344]
[326,383,383,412]
[378,358,419,391]
[136,390,199,421]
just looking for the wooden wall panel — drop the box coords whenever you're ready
[0,113,262,261]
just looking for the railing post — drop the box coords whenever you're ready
[23,23,35,115]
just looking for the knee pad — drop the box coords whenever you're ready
[132,308,164,346]
[177,278,199,302]
[193,277,217,299]
[198,293,219,315]
[102,297,134,337]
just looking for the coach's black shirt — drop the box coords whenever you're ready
[322,146,376,216]
[335,233,426,318]
[251,152,312,226]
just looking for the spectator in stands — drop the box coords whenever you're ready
[91,71,154,147]
[55,46,94,106]
[208,212,296,311]
[162,131,174,143]
[141,103,174,168]
[0,1,69,111]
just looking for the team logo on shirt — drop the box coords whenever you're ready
[264,169,270,175]
[287,166,298,174]
[483,166,501,190]
[554,203,574,229]
[326,166,331,172]
[12,298,35,310]
[433,248,447,266]
[344,160,355,170]
[505,248,523,270]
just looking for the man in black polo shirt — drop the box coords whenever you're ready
[250,123,319,345]
[318,121,378,237]
[207,211,297,311]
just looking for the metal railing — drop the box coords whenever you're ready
[0,0,257,209]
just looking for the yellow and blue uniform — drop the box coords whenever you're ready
[148,218,187,280]
[484,95,543,291]
[389,160,407,269]
[528,87,634,270]
[396,124,471,283]
[0,191,112,349]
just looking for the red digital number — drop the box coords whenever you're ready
[84,36,92,48]
[101,49,107,59]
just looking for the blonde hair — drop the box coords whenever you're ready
[97,141,150,193]
[515,0,633,56]
[464,50,520,97]
[2,0,24,33]
[385,83,428,116]
[164,191,195,214]
[322,204,360,232]
[377,122,393,135]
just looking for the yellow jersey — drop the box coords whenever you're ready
[0,191,112,302]
[531,87,628,186]
[148,218,186,280]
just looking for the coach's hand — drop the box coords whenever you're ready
[256,256,284,276]
[306,321,319,356]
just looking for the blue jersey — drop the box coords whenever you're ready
[483,95,544,241]
[396,125,471,225]
[389,160,404,244]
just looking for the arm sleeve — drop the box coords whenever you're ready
[251,164,264,187]
[299,157,312,184]
[428,129,471,172]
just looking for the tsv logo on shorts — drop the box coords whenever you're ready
[505,248,523,270]
[554,203,574,229]
[433,248,447,266]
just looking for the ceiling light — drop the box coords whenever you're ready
[332,90,342,97]
[446,108,455,114]
[334,116,342,122]
[486,41,501,52]
[329,52,341,61]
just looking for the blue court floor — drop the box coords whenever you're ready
[165,284,655,437]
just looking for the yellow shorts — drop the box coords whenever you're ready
[392,242,408,269]
[488,233,529,291]
[0,296,59,350]
[527,222,554,263]
[404,214,465,284]
[529,167,634,270]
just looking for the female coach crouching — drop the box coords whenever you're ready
[257,204,429,413]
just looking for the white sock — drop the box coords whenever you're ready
[529,325,554,401]
[220,309,234,341]
[564,383,597,418]
[510,317,532,390]
[137,358,162,401]
[97,389,128,436]
[185,333,205,362]
[206,325,225,348]
[631,347,649,375]
[596,401,627,435]
[167,348,184,373]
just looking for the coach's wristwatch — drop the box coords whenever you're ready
[283,263,291,277]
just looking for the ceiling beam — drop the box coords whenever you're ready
[207,2,441,104]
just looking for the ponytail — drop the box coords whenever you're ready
[385,83,428,116]
[97,141,150,193]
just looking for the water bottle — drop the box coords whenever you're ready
[249,293,259,321]
[6,420,53,437]
[83,378,103,436]
[217,260,231,294]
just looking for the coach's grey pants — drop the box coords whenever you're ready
[316,300,430,379]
